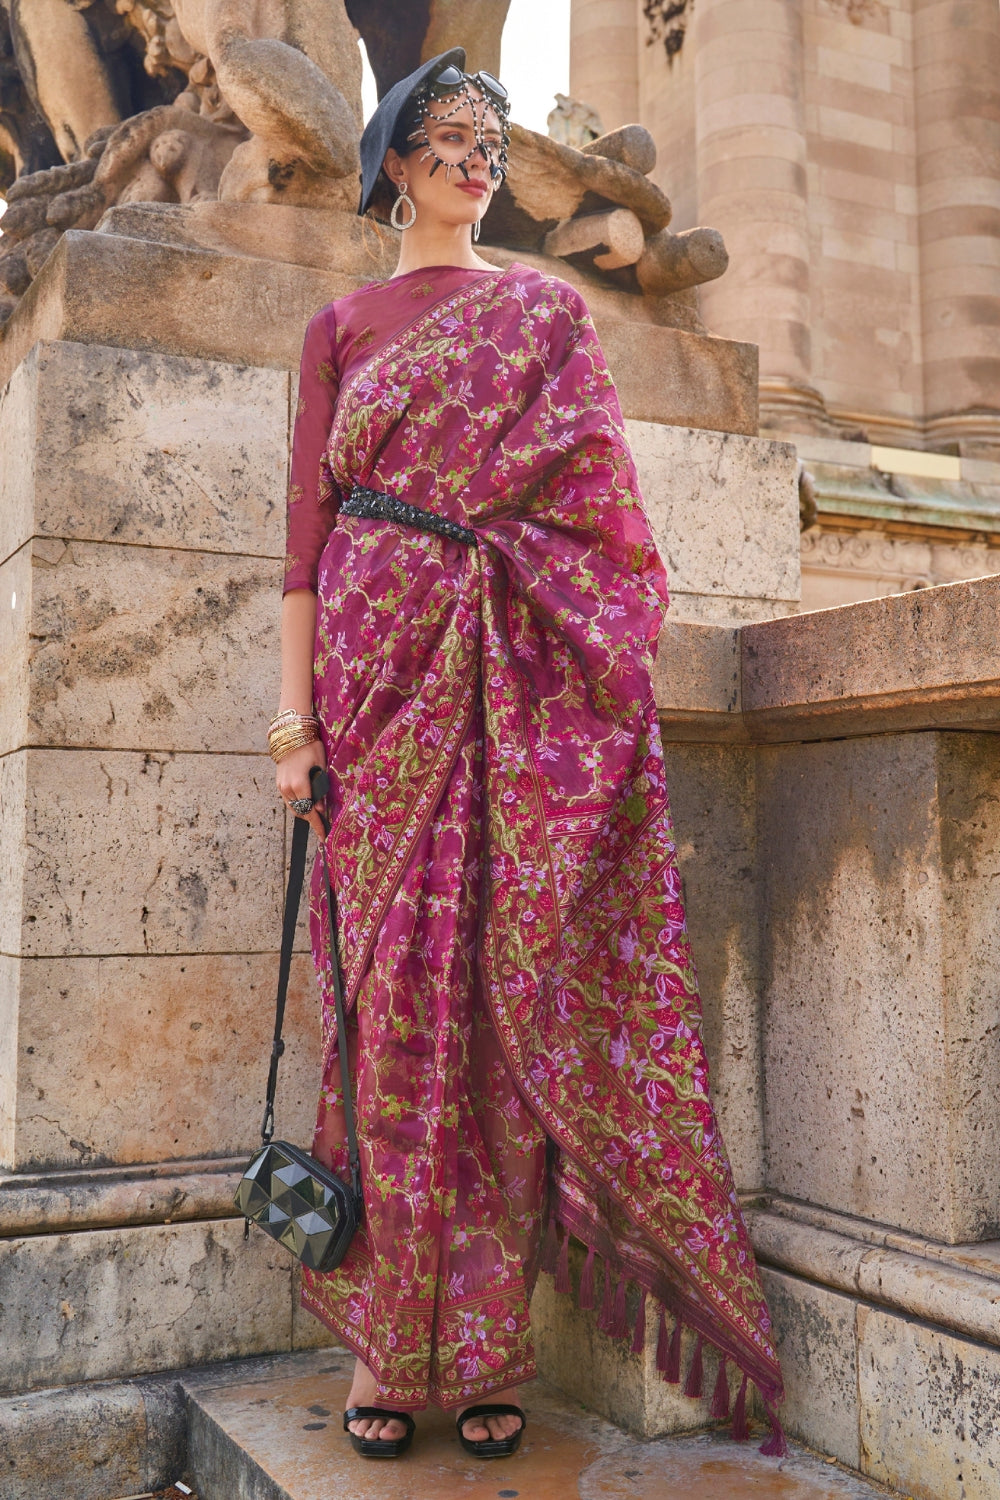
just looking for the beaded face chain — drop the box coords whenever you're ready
[405,68,511,187]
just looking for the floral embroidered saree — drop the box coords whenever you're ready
[284,260,785,1450]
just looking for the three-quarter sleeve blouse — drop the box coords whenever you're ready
[284,305,341,594]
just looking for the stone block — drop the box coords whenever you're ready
[6,953,321,1171]
[605,323,758,435]
[0,339,289,565]
[0,356,35,570]
[858,1305,1000,1499]
[742,575,1000,741]
[759,1267,860,1468]
[7,748,284,959]
[0,1217,295,1396]
[760,732,1000,1242]
[0,1374,185,1500]
[0,955,17,1168]
[668,594,799,625]
[0,752,27,956]
[0,1160,241,1236]
[0,232,760,436]
[628,422,800,606]
[663,742,763,1191]
[531,1270,725,1438]
[0,539,282,757]
[291,1264,341,1351]
[653,620,742,742]
[0,543,29,755]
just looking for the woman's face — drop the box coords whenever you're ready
[384,89,504,233]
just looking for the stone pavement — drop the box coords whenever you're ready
[182,1349,902,1500]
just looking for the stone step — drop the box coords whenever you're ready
[181,1349,898,1500]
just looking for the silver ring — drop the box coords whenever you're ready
[289,797,314,815]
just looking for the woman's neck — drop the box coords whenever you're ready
[391,221,496,277]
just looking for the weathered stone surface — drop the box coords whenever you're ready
[0,544,29,754]
[0,1373,185,1500]
[664,742,763,1191]
[0,232,346,392]
[8,749,283,959]
[0,539,282,757]
[0,339,289,564]
[530,1270,724,1438]
[653,620,742,740]
[0,753,26,957]
[185,1346,893,1498]
[0,1159,241,1235]
[759,732,1000,1242]
[669,594,799,626]
[0,232,760,435]
[743,575,1000,742]
[0,1217,295,1395]
[629,422,800,604]
[291,1265,340,1351]
[858,1306,1000,1499]
[759,1268,860,1469]
[98,201,396,277]
[6,953,320,1170]
[610,324,758,434]
[0,955,18,1168]
[0,353,35,570]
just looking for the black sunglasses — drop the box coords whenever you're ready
[429,64,509,111]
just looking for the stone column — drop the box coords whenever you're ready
[692,0,826,432]
[914,0,1000,456]
[569,0,638,132]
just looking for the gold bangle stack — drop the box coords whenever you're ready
[268,709,321,765]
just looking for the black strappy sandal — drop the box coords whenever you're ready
[456,1402,526,1459]
[343,1406,416,1458]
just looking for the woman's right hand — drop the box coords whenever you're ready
[276,737,329,841]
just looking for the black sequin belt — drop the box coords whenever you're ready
[342,484,477,546]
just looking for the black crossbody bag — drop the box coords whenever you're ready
[235,767,363,1272]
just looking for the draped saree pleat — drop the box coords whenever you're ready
[283,261,785,1448]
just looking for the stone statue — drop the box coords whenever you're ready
[546,93,604,148]
[0,0,729,325]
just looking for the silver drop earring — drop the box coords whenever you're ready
[390,182,417,230]
[473,218,481,242]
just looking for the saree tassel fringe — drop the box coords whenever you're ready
[579,1244,597,1310]
[683,1333,705,1399]
[732,1373,750,1442]
[630,1287,648,1356]
[759,1409,789,1458]
[711,1356,730,1420]
[544,1234,782,1453]
[540,1214,559,1276]
[554,1227,571,1296]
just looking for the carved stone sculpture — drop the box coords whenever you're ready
[0,0,730,326]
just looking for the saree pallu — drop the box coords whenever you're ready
[295,262,785,1450]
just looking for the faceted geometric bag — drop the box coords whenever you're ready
[235,768,362,1272]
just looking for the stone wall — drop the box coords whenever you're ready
[537,577,1000,1498]
[576,0,1000,456]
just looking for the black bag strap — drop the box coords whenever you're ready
[260,765,362,1209]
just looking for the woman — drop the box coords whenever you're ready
[273,48,785,1462]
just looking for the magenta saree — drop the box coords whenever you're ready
[284,261,785,1449]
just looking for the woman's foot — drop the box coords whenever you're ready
[345,1357,410,1442]
[457,1387,525,1444]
